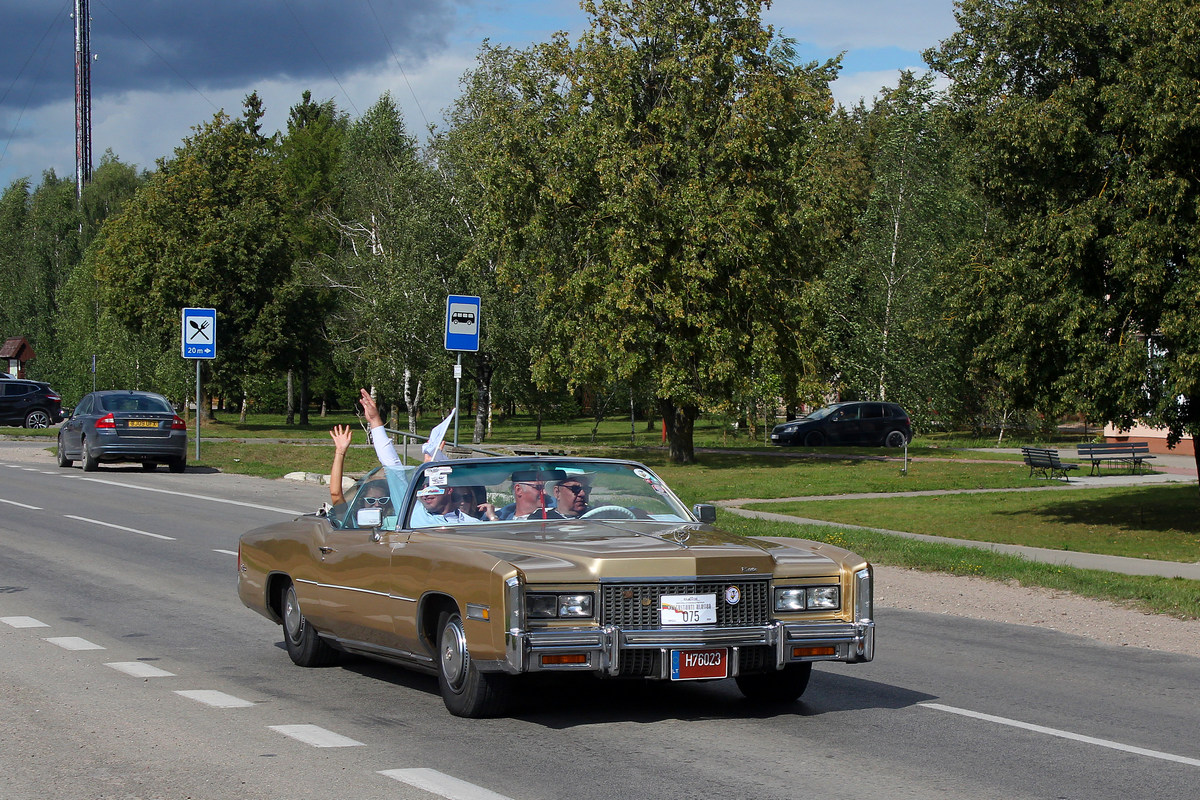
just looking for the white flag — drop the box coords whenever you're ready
[422,408,457,462]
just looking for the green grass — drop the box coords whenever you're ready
[717,513,1200,620]
[753,484,1200,561]
[641,452,1043,500]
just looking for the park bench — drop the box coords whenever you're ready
[1021,446,1080,481]
[1075,441,1156,475]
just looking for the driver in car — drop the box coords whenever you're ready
[531,473,593,520]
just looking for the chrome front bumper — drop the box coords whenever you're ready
[485,619,874,676]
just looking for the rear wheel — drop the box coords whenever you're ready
[282,583,339,667]
[56,436,72,468]
[803,430,824,447]
[168,457,186,473]
[884,429,907,448]
[735,662,813,703]
[142,462,158,471]
[82,440,99,472]
[24,409,51,428]
[436,610,511,718]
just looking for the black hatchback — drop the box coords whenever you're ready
[770,402,912,448]
[56,390,188,472]
[0,379,64,428]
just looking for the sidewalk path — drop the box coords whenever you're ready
[720,463,1200,580]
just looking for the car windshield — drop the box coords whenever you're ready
[805,405,840,420]
[397,460,692,530]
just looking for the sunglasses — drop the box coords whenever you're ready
[515,482,545,490]
[363,496,390,506]
[557,483,588,495]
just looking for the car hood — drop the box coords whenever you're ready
[409,519,848,581]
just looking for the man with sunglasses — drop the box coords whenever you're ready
[531,473,594,520]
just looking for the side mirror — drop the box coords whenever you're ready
[692,504,717,524]
[355,507,383,529]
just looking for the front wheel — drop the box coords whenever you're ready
[735,662,813,703]
[436,610,511,718]
[282,583,339,667]
[884,429,908,448]
[24,409,51,428]
[803,430,825,447]
[142,462,158,471]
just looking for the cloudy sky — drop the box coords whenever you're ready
[0,0,959,191]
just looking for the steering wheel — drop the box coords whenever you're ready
[581,505,637,520]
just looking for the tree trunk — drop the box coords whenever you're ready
[299,359,310,426]
[659,398,698,464]
[473,354,493,445]
[403,368,422,433]
[286,369,295,426]
[239,389,249,424]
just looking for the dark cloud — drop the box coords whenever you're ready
[2,0,460,115]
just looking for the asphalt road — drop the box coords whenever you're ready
[3,454,1199,800]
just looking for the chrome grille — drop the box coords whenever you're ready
[600,579,771,629]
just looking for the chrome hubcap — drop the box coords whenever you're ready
[441,618,468,690]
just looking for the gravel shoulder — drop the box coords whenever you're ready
[3,437,1198,660]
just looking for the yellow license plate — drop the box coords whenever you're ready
[127,420,159,428]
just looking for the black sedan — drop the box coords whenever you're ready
[57,390,188,472]
[770,402,912,448]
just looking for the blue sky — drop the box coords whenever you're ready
[0,1,959,191]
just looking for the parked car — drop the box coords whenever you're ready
[56,390,188,472]
[238,456,875,717]
[770,401,912,448]
[0,378,64,428]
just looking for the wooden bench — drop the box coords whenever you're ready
[1021,447,1080,481]
[1075,442,1156,475]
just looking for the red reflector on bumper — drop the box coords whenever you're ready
[541,654,588,666]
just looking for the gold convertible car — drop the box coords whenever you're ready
[237,456,875,717]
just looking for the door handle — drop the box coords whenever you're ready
[319,546,335,554]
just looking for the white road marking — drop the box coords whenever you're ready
[77,476,305,515]
[213,549,238,556]
[174,690,255,708]
[1,616,49,628]
[921,703,1200,767]
[0,497,42,510]
[107,661,176,678]
[268,724,365,748]
[44,636,104,651]
[378,769,515,800]
[62,514,176,541]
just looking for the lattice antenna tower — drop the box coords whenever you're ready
[74,0,93,199]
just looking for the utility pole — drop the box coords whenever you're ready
[74,0,92,199]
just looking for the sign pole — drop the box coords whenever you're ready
[195,360,201,461]
[453,354,462,447]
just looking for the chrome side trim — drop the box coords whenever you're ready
[294,578,417,604]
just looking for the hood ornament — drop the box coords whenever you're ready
[670,528,691,545]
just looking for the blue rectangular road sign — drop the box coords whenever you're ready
[444,295,481,352]
[182,308,217,359]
